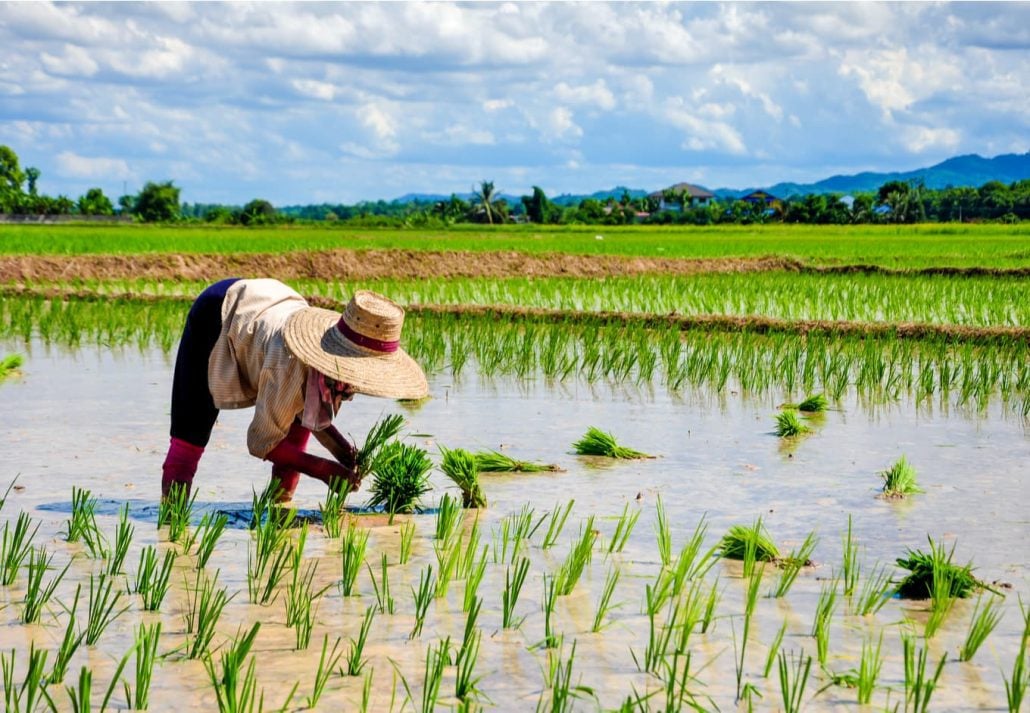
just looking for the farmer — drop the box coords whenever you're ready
[160,278,428,502]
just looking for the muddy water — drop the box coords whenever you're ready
[0,339,1027,710]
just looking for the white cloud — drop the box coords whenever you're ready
[55,152,131,180]
[663,98,747,155]
[901,126,962,153]
[545,107,582,141]
[483,99,514,112]
[40,44,99,77]
[292,79,336,102]
[553,80,616,111]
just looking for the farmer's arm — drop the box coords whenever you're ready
[311,425,357,470]
[264,436,359,490]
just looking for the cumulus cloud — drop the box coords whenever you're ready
[0,1,1024,203]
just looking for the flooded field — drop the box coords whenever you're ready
[1,338,1027,710]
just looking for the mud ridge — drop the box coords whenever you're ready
[1,251,1028,282]
[4,286,1026,346]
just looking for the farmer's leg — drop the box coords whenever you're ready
[163,278,240,495]
[268,421,311,503]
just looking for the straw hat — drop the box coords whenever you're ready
[283,290,428,400]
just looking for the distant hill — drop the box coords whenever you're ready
[378,152,1030,206]
[715,152,1030,199]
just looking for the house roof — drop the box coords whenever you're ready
[648,182,715,199]
[741,190,779,202]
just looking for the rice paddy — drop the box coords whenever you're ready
[0,223,1027,710]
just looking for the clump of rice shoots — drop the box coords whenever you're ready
[0,354,24,381]
[572,427,650,459]
[774,410,809,438]
[367,441,432,518]
[439,446,486,509]
[783,393,829,413]
[355,414,405,474]
[719,521,780,562]
[473,450,561,473]
[894,537,989,600]
[880,456,922,497]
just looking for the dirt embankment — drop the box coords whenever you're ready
[2,250,1027,283]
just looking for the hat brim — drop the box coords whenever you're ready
[283,307,429,400]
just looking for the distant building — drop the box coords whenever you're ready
[839,195,856,210]
[740,190,780,206]
[648,182,715,210]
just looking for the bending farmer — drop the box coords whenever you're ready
[160,278,428,501]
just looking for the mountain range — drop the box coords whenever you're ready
[389,152,1030,205]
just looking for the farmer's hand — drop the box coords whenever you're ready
[312,425,357,470]
[265,438,357,490]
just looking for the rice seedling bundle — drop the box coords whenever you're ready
[439,446,487,508]
[367,441,433,516]
[783,393,828,412]
[572,427,650,459]
[0,353,23,381]
[474,450,560,472]
[894,537,986,599]
[355,414,405,474]
[774,409,809,438]
[718,521,780,562]
[880,455,922,497]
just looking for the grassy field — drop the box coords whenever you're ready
[1,223,1029,268]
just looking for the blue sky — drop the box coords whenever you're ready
[1,2,1027,205]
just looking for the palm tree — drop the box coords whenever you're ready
[471,180,503,224]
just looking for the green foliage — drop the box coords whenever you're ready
[572,426,649,458]
[880,455,922,497]
[367,441,433,517]
[894,537,984,599]
[133,180,181,222]
[474,449,560,472]
[718,520,780,562]
[440,446,486,508]
[774,409,809,437]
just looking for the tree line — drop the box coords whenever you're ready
[2,145,1028,225]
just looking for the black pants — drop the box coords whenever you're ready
[170,278,240,447]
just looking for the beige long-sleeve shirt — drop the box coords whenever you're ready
[207,279,310,458]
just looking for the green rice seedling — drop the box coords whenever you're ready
[607,502,641,555]
[539,639,596,713]
[774,531,818,598]
[1,511,40,585]
[49,585,86,684]
[502,556,531,629]
[319,477,348,539]
[591,566,621,633]
[700,577,721,634]
[440,446,487,508]
[134,545,176,611]
[774,409,809,438]
[68,651,130,713]
[474,449,560,472]
[203,623,268,713]
[778,649,813,713]
[462,546,488,613]
[305,635,343,709]
[369,553,395,614]
[668,517,719,593]
[355,413,405,474]
[654,495,672,567]
[634,589,679,674]
[194,512,228,569]
[285,561,326,650]
[902,633,946,713]
[434,535,463,599]
[924,558,957,639]
[0,475,17,513]
[894,537,984,599]
[812,577,840,667]
[734,566,765,699]
[456,516,482,579]
[854,562,894,616]
[360,669,375,713]
[249,485,295,558]
[540,574,559,650]
[462,595,482,655]
[763,620,788,678]
[555,517,596,596]
[85,573,130,646]
[158,481,197,544]
[247,538,292,605]
[880,455,922,497]
[573,426,650,459]
[343,606,376,676]
[542,500,575,550]
[367,441,433,520]
[1,643,54,713]
[455,628,485,704]
[131,622,161,710]
[841,515,860,596]
[1004,599,1029,713]
[20,546,69,624]
[857,632,883,705]
[340,521,370,597]
[104,503,134,576]
[719,518,779,564]
[399,520,416,564]
[396,638,448,713]
[183,569,233,659]
[434,492,462,541]
[410,564,435,639]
